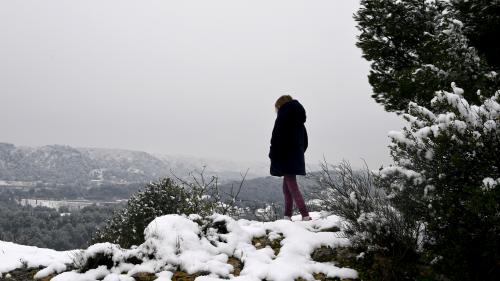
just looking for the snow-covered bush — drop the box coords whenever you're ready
[93,175,244,248]
[311,161,424,279]
[311,160,380,224]
[378,86,500,280]
[254,202,283,222]
[93,178,196,248]
[173,169,246,219]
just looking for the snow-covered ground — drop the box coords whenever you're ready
[0,241,76,277]
[0,212,357,281]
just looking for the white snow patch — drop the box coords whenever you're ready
[0,241,76,275]
[34,262,67,279]
[482,178,499,191]
[388,131,413,146]
[52,266,110,281]
[155,271,173,281]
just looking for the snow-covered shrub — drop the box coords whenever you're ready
[93,171,246,249]
[93,177,225,248]
[254,202,283,222]
[173,168,246,219]
[311,160,424,279]
[379,86,500,280]
[311,160,380,224]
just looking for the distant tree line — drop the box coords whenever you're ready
[1,183,143,201]
[0,194,120,250]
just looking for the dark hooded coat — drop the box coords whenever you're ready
[269,100,308,177]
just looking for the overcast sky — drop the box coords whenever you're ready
[0,0,404,168]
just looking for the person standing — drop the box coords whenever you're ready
[269,95,311,221]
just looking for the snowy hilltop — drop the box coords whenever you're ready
[0,212,358,281]
[0,143,268,186]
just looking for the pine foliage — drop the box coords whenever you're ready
[355,0,500,112]
[378,86,500,280]
[451,0,500,68]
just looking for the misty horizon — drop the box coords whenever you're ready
[1,0,404,169]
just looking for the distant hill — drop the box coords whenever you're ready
[0,143,268,187]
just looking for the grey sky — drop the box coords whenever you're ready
[0,0,404,168]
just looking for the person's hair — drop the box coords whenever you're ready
[275,95,293,110]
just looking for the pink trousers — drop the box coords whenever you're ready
[283,175,309,217]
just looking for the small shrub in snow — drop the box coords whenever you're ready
[311,160,380,224]
[311,160,424,280]
[254,202,283,222]
[172,168,247,219]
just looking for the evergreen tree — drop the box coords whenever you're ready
[451,0,500,68]
[378,86,500,280]
[355,0,500,112]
